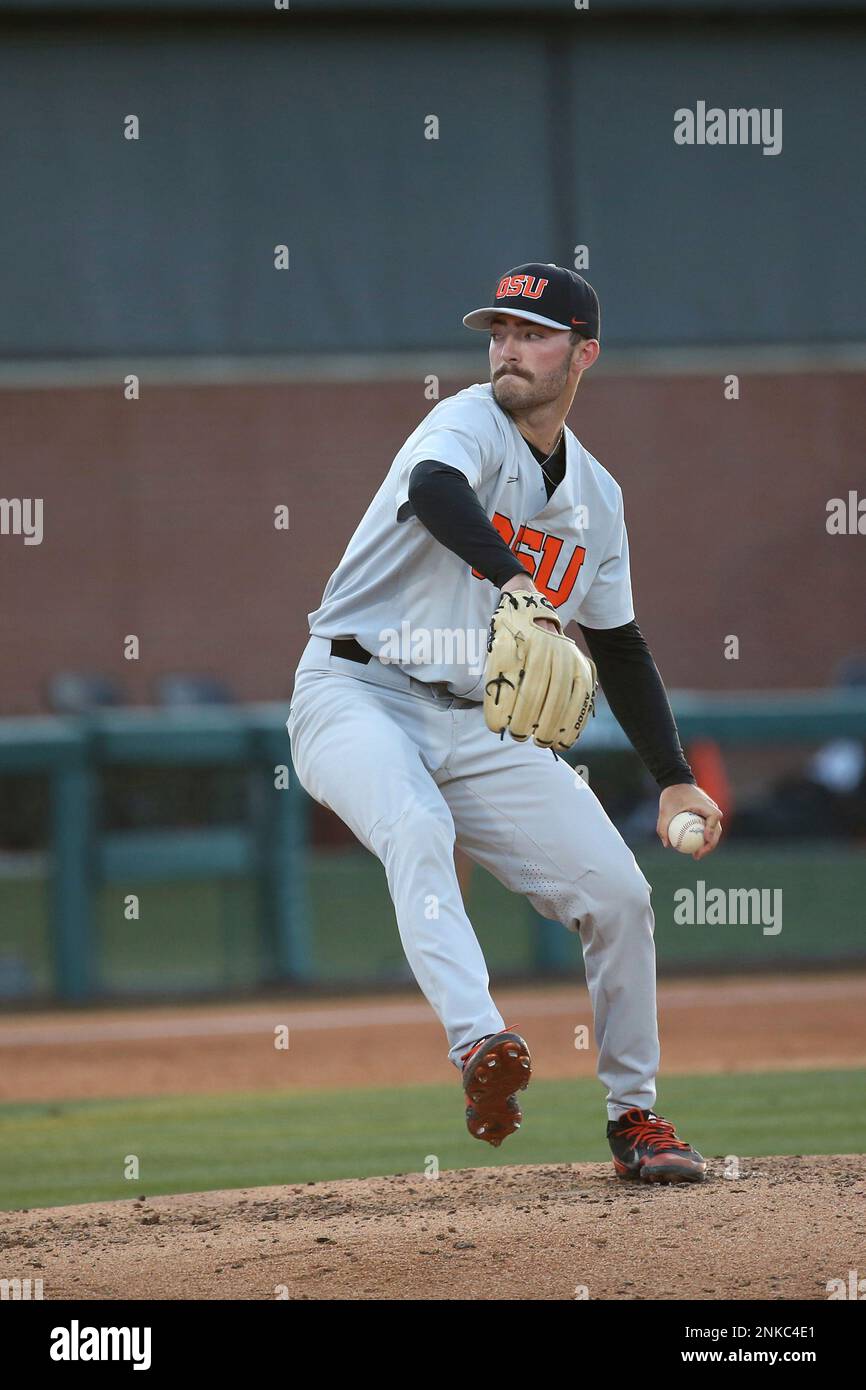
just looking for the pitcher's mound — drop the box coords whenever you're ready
[3,1155,863,1300]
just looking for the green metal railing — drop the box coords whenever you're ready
[1,691,865,1001]
[0,704,310,1000]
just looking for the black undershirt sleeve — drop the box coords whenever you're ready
[404,455,694,789]
[578,620,696,790]
[405,458,528,588]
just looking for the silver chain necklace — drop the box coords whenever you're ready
[539,427,565,486]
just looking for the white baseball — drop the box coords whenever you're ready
[667,810,706,855]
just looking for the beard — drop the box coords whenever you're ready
[491,353,573,412]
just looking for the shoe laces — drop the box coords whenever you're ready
[617,1109,690,1153]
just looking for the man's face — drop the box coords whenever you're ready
[489,314,576,411]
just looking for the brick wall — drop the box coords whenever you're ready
[1,371,863,714]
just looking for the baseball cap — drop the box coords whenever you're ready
[463,262,600,340]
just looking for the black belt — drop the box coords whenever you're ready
[330,637,372,665]
[328,637,470,704]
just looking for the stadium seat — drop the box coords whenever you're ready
[46,672,125,714]
[154,674,235,706]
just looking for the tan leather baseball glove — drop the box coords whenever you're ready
[483,589,597,752]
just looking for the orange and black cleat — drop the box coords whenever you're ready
[461,1029,532,1147]
[607,1107,708,1183]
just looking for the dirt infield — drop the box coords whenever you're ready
[3,973,864,1301]
[2,972,865,1104]
[2,1155,864,1301]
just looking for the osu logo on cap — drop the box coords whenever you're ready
[496,273,548,301]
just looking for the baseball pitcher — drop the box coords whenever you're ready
[287,263,722,1182]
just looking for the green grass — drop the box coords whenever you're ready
[1,1069,864,1211]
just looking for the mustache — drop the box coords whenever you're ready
[495,367,532,381]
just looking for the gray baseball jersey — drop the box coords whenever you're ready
[308,382,633,698]
[290,379,659,1116]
